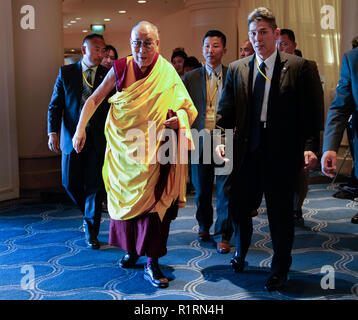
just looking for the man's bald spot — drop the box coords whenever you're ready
[131,21,159,40]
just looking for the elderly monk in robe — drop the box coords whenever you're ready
[72,21,197,288]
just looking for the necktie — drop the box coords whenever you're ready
[80,69,93,110]
[206,71,220,130]
[250,62,266,152]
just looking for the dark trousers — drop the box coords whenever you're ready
[191,162,233,243]
[293,168,309,212]
[61,138,104,237]
[230,143,297,276]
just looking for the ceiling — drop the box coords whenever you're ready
[63,0,186,34]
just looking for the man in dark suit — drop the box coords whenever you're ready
[183,30,233,254]
[277,28,324,226]
[322,46,358,225]
[215,7,321,291]
[48,34,111,249]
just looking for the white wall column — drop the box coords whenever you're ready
[0,0,19,201]
[184,0,239,66]
[12,0,63,189]
[340,0,358,56]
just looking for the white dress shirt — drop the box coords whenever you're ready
[252,50,277,122]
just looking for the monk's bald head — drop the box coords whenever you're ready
[130,21,160,70]
[131,21,159,41]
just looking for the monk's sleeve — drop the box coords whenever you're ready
[172,81,198,150]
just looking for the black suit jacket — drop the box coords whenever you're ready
[216,50,321,174]
[48,62,111,155]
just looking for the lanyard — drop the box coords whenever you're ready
[82,71,94,89]
[207,71,222,107]
[255,57,271,83]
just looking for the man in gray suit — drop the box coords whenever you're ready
[322,46,358,224]
[215,7,321,291]
[183,30,233,254]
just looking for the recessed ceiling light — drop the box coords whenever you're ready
[71,49,75,52]
[82,30,88,33]
[104,18,111,21]
[118,10,127,14]
[137,0,147,3]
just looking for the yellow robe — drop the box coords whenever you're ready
[103,55,197,221]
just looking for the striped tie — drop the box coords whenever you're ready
[80,69,93,110]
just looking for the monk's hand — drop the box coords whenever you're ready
[72,128,86,153]
[304,151,318,171]
[216,144,230,162]
[163,116,179,130]
[321,150,337,178]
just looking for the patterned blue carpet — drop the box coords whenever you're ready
[0,184,357,300]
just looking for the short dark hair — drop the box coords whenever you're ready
[171,49,188,63]
[184,56,202,69]
[82,33,104,45]
[352,36,358,49]
[280,29,296,42]
[294,49,303,57]
[248,7,277,30]
[203,30,226,48]
[106,45,118,60]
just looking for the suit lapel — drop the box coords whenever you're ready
[200,66,207,107]
[93,65,106,90]
[278,52,289,87]
[222,66,227,85]
[247,56,254,98]
[75,61,82,108]
[268,51,288,112]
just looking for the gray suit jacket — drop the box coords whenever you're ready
[183,65,228,131]
[216,50,321,174]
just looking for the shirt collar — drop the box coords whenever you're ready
[255,49,277,70]
[205,64,222,78]
[81,59,98,73]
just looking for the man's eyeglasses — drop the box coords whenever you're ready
[130,39,156,49]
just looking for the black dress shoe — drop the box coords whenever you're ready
[230,255,247,273]
[352,213,358,224]
[86,236,100,250]
[264,274,288,292]
[333,189,358,200]
[251,209,258,217]
[119,253,139,268]
[144,263,169,288]
[293,210,304,227]
[198,230,210,242]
